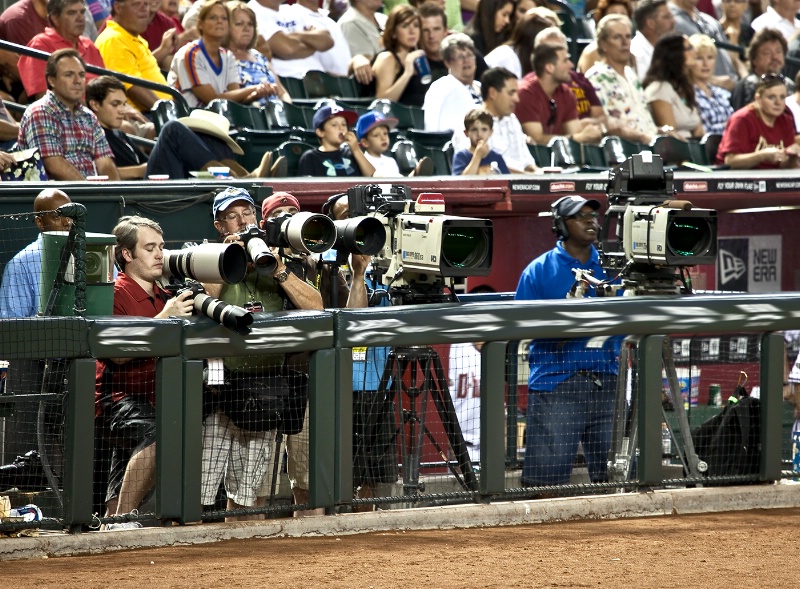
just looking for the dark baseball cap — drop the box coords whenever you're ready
[553,195,601,218]
[312,104,358,130]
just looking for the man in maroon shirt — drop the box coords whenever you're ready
[96,216,193,529]
[19,0,106,100]
[0,0,49,100]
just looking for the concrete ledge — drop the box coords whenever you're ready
[2,483,800,561]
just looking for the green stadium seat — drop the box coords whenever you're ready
[206,99,269,131]
[152,99,190,135]
[701,133,723,165]
[279,75,308,100]
[279,140,316,176]
[302,70,364,99]
[370,99,424,130]
[281,102,316,129]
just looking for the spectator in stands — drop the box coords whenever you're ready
[464,0,515,56]
[19,0,106,102]
[142,0,183,71]
[669,0,744,90]
[419,2,449,82]
[95,0,173,112]
[385,0,464,36]
[423,34,483,133]
[452,108,510,174]
[516,43,603,145]
[0,0,49,102]
[225,1,291,106]
[18,48,120,181]
[161,0,186,30]
[749,0,800,42]
[535,27,606,122]
[689,33,733,134]
[785,70,800,132]
[585,15,658,144]
[514,195,620,488]
[169,0,275,109]
[97,216,194,528]
[630,0,676,80]
[248,0,334,80]
[719,0,752,51]
[356,110,402,176]
[289,0,353,78]
[484,10,552,79]
[86,75,279,179]
[717,73,800,168]
[200,188,323,520]
[298,104,375,176]
[452,67,539,172]
[373,6,431,107]
[576,0,633,74]
[338,0,388,85]
[731,27,794,110]
[0,188,72,319]
[643,33,704,139]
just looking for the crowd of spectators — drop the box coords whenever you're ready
[0,0,800,179]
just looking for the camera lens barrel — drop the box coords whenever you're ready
[193,292,253,330]
[333,217,386,255]
[163,243,247,284]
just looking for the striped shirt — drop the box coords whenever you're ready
[168,39,240,109]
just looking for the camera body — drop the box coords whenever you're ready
[346,184,493,300]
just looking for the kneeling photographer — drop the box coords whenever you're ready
[200,188,323,521]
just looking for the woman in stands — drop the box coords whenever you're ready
[689,34,733,135]
[717,73,800,168]
[224,1,291,106]
[464,0,516,56]
[642,33,704,140]
[168,0,273,109]
[373,6,430,107]
[484,11,552,78]
[576,0,632,73]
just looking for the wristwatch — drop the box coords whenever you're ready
[274,269,289,283]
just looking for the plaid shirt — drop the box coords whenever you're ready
[694,83,733,135]
[18,90,113,178]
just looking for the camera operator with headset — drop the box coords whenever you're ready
[200,187,323,521]
[514,195,621,491]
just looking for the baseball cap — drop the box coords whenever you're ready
[312,104,358,130]
[553,195,601,218]
[356,111,399,141]
[213,187,255,218]
[261,191,300,219]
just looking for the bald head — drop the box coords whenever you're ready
[34,188,72,233]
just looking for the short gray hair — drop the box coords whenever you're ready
[595,14,631,57]
[441,33,475,63]
[534,26,567,49]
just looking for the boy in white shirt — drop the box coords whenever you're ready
[356,111,402,176]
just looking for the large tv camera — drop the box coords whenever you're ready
[161,242,252,330]
[598,152,718,294]
[347,184,493,303]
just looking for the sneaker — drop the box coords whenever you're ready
[104,521,143,531]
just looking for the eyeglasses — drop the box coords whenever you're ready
[570,211,599,221]
[760,73,786,83]
[546,99,557,127]
[221,208,256,222]
[451,52,476,63]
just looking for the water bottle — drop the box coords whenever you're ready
[490,161,501,175]
[661,422,671,465]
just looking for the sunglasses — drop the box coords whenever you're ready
[546,98,557,127]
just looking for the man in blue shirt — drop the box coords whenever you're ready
[514,194,620,487]
[0,188,73,318]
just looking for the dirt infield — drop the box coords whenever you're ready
[2,508,797,588]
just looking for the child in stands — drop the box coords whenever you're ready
[452,108,509,175]
[297,105,375,177]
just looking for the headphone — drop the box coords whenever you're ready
[321,192,346,218]
[551,195,578,241]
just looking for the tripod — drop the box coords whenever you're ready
[377,346,479,496]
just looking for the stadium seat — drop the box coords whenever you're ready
[410,140,452,175]
[547,136,579,168]
[152,99,190,134]
[264,101,291,129]
[370,98,424,130]
[289,128,319,145]
[234,129,295,170]
[572,140,608,170]
[281,102,316,129]
[278,140,316,176]
[403,128,453,150]
[601,135,645,165]
[302,70,365,99]
[206,99,269,131]
[279,75,308,100]
[391,139,419,175]
[701,133,723,165]
[528,143,551,168]
[649,135,695,168]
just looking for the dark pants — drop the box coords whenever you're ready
[145,121,235,179]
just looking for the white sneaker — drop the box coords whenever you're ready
[104,521,143,531]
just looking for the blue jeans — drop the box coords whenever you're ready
[522,373,617,486]
[145,120,235,179]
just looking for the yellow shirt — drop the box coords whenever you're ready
[95,20,171,111]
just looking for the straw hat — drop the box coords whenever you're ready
[178,109,244,156]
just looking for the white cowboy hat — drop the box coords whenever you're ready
[177,109,244,156]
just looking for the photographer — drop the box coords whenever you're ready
[200,187,322,521]
[514,195,620,490]
[97,216,194,529]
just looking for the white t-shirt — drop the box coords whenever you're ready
[423,74,482,133]
[247,0,324,78]
[364,151,401,176]
[630,32,654,81]
[484,44,522,79]
[786,94,800,133]
[288,3,351,77]
[168,40,240,108]
[448,342,481,462]
[750,6,800,41]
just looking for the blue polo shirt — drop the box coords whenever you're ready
[514,241,620,391]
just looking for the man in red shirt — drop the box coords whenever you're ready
[0,0,49,101]
[96,216,193,529]
[19,0,106,101]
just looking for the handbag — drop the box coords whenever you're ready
[209,368,308,435]
[0,148,48,182]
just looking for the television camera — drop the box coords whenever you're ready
[596,152,718,296]
[346,184,493,304]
